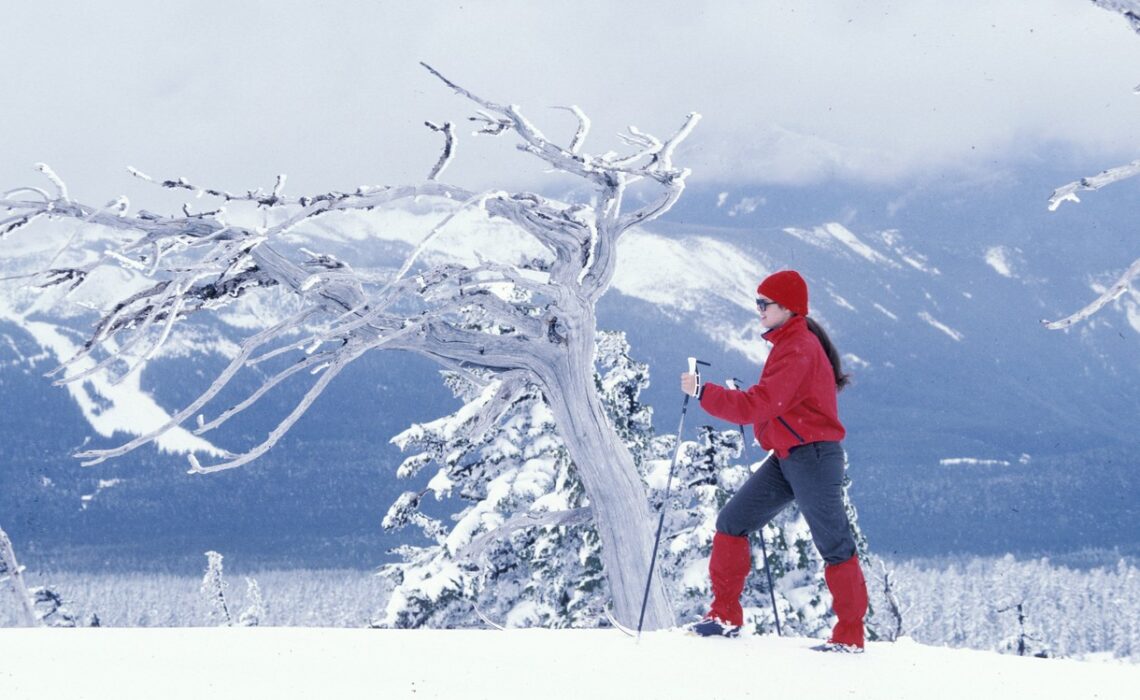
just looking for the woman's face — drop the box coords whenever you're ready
[756,295,794,329]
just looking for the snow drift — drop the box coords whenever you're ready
[0,627,1135,699]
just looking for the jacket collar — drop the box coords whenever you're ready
[762,315,807,344]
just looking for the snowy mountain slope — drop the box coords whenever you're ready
[0,628,1136,700]
[611,228,774,364]
[1,163,1138,568]
[0,221,238,461]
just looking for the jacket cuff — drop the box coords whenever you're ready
[697,382,713,403]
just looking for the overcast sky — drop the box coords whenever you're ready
[3,0,1140,204]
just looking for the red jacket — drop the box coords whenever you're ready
[699,316,845,458]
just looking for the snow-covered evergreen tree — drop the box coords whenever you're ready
[378,330,659,628]
[29,586,78,628]
[201,550,232,626]
[239,577,266,627]
[867,556,907,642]
[378,360,601,629]
[997,600,1050,658]
[198,551,264,627]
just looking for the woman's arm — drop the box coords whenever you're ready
[699,350,810,426]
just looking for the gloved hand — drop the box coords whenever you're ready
[680,371,701,398]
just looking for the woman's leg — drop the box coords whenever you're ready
[779,442,854,564]
[716,454,795,537]
[705,455,795,627]
[782,442,868,648]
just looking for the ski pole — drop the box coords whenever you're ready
[637,356,709,638]
[726,377,782,637]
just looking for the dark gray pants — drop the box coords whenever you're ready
[715,441,856,565]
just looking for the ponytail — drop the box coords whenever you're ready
[804,316,850,392]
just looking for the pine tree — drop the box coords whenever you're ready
[201,550,232,626]
[378,364,601,628]
[29,586,78,628]
[239,577,267,627]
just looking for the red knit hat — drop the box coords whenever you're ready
[757,270,809,316]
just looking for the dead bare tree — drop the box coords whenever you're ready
[1043,0,1140,329]
[0,65,699,630]
[874,557,907,641]
[0,525,41,627]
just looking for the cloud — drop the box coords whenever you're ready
[2,0,1139,200]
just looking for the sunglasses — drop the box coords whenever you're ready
[755,298,779,311]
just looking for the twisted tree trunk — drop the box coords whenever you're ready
[536,316,674,630]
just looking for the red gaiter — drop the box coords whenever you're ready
[824,554,869,647]
[707,532,751,626]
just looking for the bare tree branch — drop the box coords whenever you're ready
[551,105,590,154]
[34,163,70,203]
[70,308,316,465]
[457,507,593,562]
[186,350,357,474]
[1047,158,1140,211]
[1092,0,1140,36]
[1042,256,1140,329]
[424,121,457,181]
[128,167,289,208]
[1043,2,1140,329]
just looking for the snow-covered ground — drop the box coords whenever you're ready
[1,627,1136,700]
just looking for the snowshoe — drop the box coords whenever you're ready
[686,617,741,638]
[811,641,865,654]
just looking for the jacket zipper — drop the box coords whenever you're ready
[776,417,806,444]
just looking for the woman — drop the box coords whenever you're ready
[679,269,868,652]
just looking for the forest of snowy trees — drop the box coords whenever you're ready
[5,543,1139,662]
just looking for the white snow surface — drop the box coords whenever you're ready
[783,222,902,269]
[0,628,1135,700]
[940,457,1013,467]
[985,246,1016,278]
[613,228,771,363]
[918,311,965,341]
[873,302,899,320]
